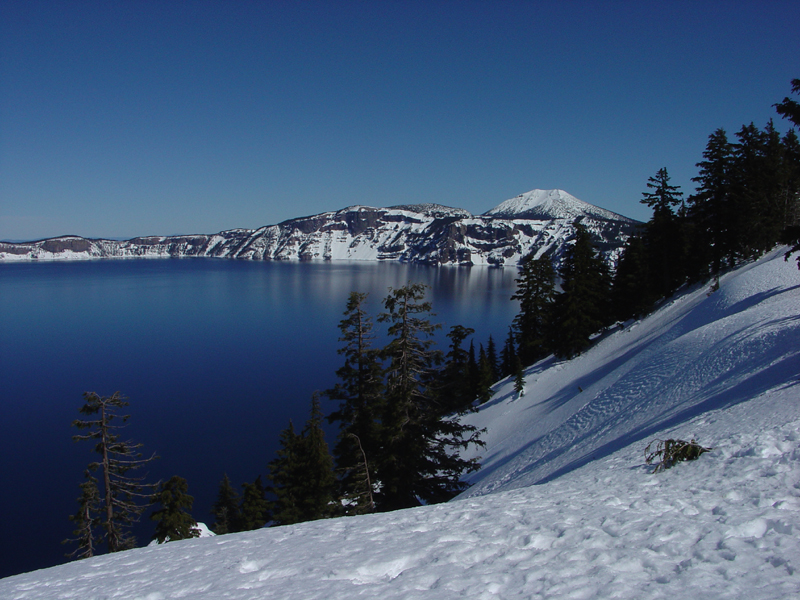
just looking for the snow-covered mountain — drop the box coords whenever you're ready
[2,249,798,598]
[0,190,639,267]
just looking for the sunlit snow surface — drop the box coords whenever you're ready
[2,249,799,599]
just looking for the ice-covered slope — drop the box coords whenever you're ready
[1,250,798,599]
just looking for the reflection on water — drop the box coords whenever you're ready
[0,258,519,577]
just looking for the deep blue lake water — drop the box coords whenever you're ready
[0,258,519,578]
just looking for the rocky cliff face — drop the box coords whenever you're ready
[0,191,640,268]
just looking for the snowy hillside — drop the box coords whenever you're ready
[484,189,634,222]
[2,249,798,599]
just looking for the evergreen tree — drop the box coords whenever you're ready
[297,393,337,520]
[377,283,483,510]
[476,344,495,404]
[774,78,800,127]
[500,326,518,378]
[325,292,383,509]
[438,324,476,414]
[269,395,336,525]
[150,476,199,543]
[71,391,158,553]
[640,167,686,296]
[485,335,499,382]
[513,355,525,398]
[550,222,612,359]
[511,255,556,365]
[610,235,654,322]
[210,473,241,534]
[689,129,735,276]
[63,471,101,559]
[239,476,269,530]
[267,421,304,526]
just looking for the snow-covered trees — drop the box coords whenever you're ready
[69,391,158,554]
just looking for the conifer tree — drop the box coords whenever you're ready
[511,255,556,365]
[476,344,495,404]
[210,474,241,534]
[297,393,337,520]
[377,283,482,510]
[269,395,336,525]
[513,355,525,398]
[640,167,686,296]
[267,422,304,526]
[438,324,476,414]
[550,222,612,359]
[325,291,383,509]
[775,78,800,127]
[63,471,101,559]
[500,327,518,378]
[610,235,654,322]
[239,476,270,530]
[689,129,735,276]
[150,476,199,543]
[71,391,158,553]
[485,335,499,382]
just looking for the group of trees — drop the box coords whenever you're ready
[208,284,488,533]
[509,79,800,371]
[65,392,199,559]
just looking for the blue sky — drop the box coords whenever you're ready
[1,0,798,241]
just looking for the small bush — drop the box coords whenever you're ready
[644,438,712,473]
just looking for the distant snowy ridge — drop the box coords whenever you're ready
[0,190,639,267]
[2,249,797,599]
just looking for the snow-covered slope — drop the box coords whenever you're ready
[484,188,634,222]
[0,191,639,267]
[1,250,798,599]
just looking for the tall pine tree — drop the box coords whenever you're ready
[511,255,556,365]
[550,222,612,359]
[71,391,158,553]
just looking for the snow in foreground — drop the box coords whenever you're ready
[2,250,799,599]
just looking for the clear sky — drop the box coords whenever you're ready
[1,0,798,241]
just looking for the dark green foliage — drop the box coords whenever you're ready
[239,476,270,530]
[150,476,199,543]
[268,395,336,525]
[689,129,735,276]
[611,235,654,321]
[513,355,525,398]
[377,283,483,510]
[644,438,712,473]
[485,335,499,382]
[640,167,687,297]
[511,255,556,365]
[63,472,101,559]
[439,324,477,414]
[774,78,800,127]
[70,391,158,554]
[210,473,241,534]
[325,291,384,509]
[476,344,495,404]
[500,327,518,378]
[550,223,612,359]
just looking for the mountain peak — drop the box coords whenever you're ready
[484,189,635,222]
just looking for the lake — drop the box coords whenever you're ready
[0,258,520,578]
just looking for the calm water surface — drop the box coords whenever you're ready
[0,258,519,578]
